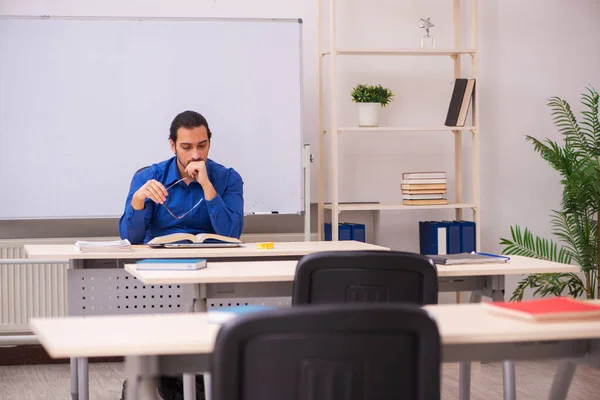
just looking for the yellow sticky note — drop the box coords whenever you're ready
[256,242,275,250]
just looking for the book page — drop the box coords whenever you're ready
[196,233,242,243]
[148,232,198,244]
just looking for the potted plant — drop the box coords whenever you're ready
[499,86,600,301]
[350,84,394,127]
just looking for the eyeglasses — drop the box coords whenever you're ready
[162,177,204,220]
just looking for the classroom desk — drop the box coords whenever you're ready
[123,256,580,400]
[24,244,579,400]
[30,302,600,400]
[124,255,580,311]
[23,240,389,400]
[24,240,390,262]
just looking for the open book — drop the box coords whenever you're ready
[147,232,243,248]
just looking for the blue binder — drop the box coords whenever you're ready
[441,220,461,254]
[348,223,366,242]
[419,221,448,255]
[457,220,476,252]
[324,223,353,241]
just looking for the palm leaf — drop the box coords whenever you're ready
[525,136,573,176]
[580,87,600,154]
[510,272,586,301]
[499,225,572,264]
[550,211,594,271]
[547,96,590,154]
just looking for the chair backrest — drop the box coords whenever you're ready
[292,250,438,306]
[127,165,150,187]
[135,165,150,175]
[211,304,441,400]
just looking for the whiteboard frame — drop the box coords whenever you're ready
[0,15,306,220]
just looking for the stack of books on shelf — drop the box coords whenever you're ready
[401,172,448,206]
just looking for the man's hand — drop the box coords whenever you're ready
[131,180,168,210]
[185,161,210,186]
[185,160,217,200]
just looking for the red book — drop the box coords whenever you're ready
[482,297,600,321]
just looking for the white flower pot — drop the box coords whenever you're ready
[357,102,381,127]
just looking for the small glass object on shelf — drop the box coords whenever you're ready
[419,17,435,49]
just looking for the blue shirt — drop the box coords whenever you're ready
[119,157,244,244]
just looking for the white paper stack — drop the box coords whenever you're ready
[74,239,132,253]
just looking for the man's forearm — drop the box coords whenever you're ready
[201,180,217,201]
[119,204,147,244]
[131,193,145,210]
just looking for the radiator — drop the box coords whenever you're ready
[0,238,76,333]
[0,233,313,333]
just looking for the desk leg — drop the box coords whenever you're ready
[70,357,78,400]
[372,210,380,245]
[490,285,517,400]
[184,284,207,313]
[548,361,577,400]
[69,261,84,400]
[125,355,160,400]
[183,373,197,400]
[77,357,89,400]
[502,360,516,400]
[458,290,484,400]
[459,362,471,400]
[204,373,212,400]
[491,289,505,302]
[470,291,482,304]
[196,283,207,312]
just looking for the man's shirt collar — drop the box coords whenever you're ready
[165,157,183,187]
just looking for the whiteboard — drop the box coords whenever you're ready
[0,16,304,219]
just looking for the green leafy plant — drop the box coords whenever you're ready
[499,86,600,301]
[350,84,394,107]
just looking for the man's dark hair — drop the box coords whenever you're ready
[169,110,212,142]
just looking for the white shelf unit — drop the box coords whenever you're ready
[323,203,476,212]
[326,126,476,133]
[316,0,480,248]
[324,48,476,56]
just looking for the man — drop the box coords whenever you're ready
[119,110,243,400]
[119,110,244,244]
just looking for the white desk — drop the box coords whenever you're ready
[434,256,579,277]
[124,255,579,310]
[125,256,578,283]
[30,303,600,400]
[125,260,299,285]
[24,240,389,261]
[123,256,580,400]
[24,243,580,400]
[24,240,390,400]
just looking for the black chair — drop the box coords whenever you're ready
[211,303,441,400]
[292,250,438,306]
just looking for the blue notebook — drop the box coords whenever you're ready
[208,305,276,324]
[135,258,207,271]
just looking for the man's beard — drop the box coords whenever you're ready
[175,150,202,170]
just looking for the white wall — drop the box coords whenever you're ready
[2,0,600,300]
[479,0,600,299]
